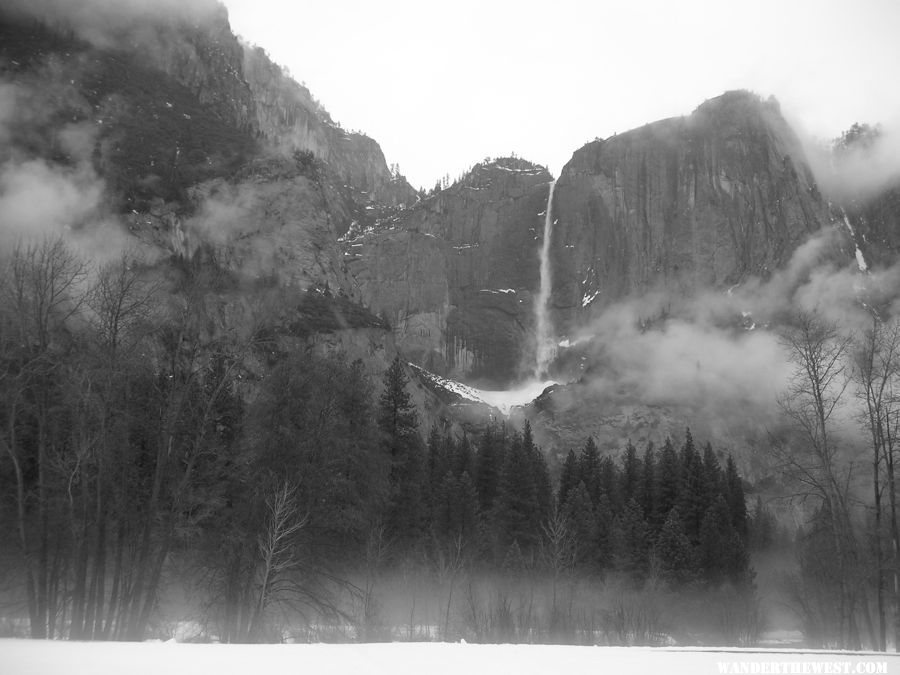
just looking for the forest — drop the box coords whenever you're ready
[1,235,899,651]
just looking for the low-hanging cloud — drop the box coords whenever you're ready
[794,119,900,205]
[0,79,134,262]
[2,0,223,49]
[571,223,900,435]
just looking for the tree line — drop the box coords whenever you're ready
[0,237,757,642]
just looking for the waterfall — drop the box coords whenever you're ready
[534,179,557,378]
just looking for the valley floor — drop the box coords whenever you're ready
[2,640,898,675]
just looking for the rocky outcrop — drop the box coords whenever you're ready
[347,158,554,386]
[344,229,449,372]
[241,45,417,208]
[551,91,831,334]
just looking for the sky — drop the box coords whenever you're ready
[222,0,900,190]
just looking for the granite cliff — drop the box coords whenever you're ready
[347,158,554,386]
[550,91,832,336]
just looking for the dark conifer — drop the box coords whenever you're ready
[558,448,580,512]
[698,496,750,586]
[598,455,622,515]
[496,432,538,553]
[612,498,651,582]
[656,437,680,524]
[378,357,424,548]
[701,442,723,512]
[655,507,696,586]
[724,455,749,540]
[678,429,707,541]
[622,440,642,506]
[641,442,658,529]
[474,423,502,513]
[579,436,602,507]
[561,481,596,565]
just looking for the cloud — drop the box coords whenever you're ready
[568,224,900,437]
[2,0,224,48]
[793,120,900,205]
[0,159,102,238]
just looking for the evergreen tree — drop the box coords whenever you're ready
[561,481,596,565]
[598,455,622,515]
[378,357,418,442]
[612,498,651,582]
[724,455,748,540]
[698,496,750,586]
[701,442,723,513]
[377,357,424,548]
[655,507,696,587]
[524,422,553,532]
[656,437,680,525]
[426,425,448,516]
[557,448,580,512]
[433,470,479,548]
[641,442,658,529]
[474,423,502,513]
[678,429,706,541]
[495,433,538,554]
[454,435,475,478]
[579,436,602,507]
[622,440,642,506]
[594,494,615,570]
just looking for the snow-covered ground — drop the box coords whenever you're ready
[476,380,555,414]
[3,640,897,675]
[410,364,554,415]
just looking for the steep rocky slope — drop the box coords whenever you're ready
[551,91,831,336]
[346,158,554,386]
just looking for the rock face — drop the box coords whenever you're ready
[241,45,417,209]
[347,158,554,386]
[551,91,831,335]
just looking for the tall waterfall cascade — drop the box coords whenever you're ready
[533,179,557,378]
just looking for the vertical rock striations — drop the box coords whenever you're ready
[552,91,830,333]
[349,158,554,386]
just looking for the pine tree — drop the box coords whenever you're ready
[724,455,748,540]
[678,429,706,541]
[524,422,552,532]
[701,442,723,513]
[454,435,475,478]
[622,440,642,506]
[561,481,596,565]
[378,357,424,549]
[641,442,658,529]
[426,426,448,517]
[557,448,580,512]
[474,423,502,513]
[595,494,615,570]
[495,433,538,554]
[656,438,680,525]
[598,455,622,515]
[579,437,602,507]
[613,498,651,582]
[655,507,696,587]
[378,357,418,442]
[698,496,750,586]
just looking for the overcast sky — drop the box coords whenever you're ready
[223,0,900,190]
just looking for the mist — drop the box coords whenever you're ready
[566,223,900,436]
[0,78,134,261]
[2,0,223,49]
[783,103,900,205]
